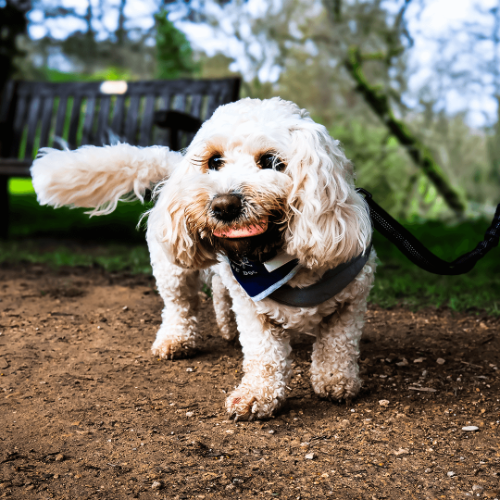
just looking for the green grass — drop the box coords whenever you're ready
[3,193,499,315]
[9,178,35,195]
[0,240,152,274]
[3,192,152,274]
[8,192,150,242]
[371,219,500,315]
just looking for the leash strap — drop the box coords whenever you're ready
[356,188,500,275]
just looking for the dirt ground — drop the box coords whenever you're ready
[0,263,499,500]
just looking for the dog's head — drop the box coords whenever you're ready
[150,97,371,270]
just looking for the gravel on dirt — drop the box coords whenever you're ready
[0,262,499,499]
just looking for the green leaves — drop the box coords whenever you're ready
[155,10,199,80]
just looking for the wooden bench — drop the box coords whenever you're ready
[0,77,241,238]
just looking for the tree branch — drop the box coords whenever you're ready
[344,46,467,216]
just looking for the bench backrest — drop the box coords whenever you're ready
[0,78,241,176]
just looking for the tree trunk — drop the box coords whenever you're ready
[345,46,467,216]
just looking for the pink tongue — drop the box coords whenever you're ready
[214,220,268,238]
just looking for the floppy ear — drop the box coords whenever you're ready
[284,119,371,269]
[147,171,218,270]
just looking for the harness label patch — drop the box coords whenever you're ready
[229,256,301,301]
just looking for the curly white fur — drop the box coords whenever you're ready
[32,143,182,215]
[31,97,376,420]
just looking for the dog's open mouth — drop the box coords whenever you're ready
[211,216,283,263]
[213,218,268,239]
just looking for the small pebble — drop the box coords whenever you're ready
[268,429,275,434]
[472,485,484,492]
[55,453,64,462]
[462,426,479,432]
[447,471,456,477]
[186,411,194,418]
[394,447,409,456]
[122,306,128,311]
[425,468,432,473]
[305,452,316,460]
[436,358,445,365]
[151,481,162,490]
[413,357,425,363]
[186,367,194,372]
[378,399,390,407]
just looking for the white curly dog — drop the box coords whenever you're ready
[32,97,376,420]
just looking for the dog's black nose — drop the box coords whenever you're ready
[211,194,242,222]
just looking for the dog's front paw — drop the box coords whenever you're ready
[310,370,362,401]
[151,323,198,360]
[225,384,283,420]
[151,337,197,359]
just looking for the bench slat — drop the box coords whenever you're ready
[185,94,203,145]
[68,96,83,149]
[95,96,111,145]
[24,97,42,159]
[39,96,54,150]
[125,95,141,144]
[171,94,187,149]
[139,95,156,147]
[0,81,16,134]
[54,96,68,147]
[189,94,203,118]
[81,97,96,145]
[205,93,217,121]
[11,95,28,159]
[111,95,125,138]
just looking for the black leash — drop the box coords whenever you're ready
[356,188,500,275]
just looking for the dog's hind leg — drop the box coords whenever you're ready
[212,274,238,341]
[148,234,201,359]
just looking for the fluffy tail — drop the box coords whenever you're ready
[31,143,182,215]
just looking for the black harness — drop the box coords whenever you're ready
[248,189,500,308]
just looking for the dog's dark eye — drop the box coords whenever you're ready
[208,154,224,171]
[259,153,285,172]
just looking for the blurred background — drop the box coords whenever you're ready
[1,0,499,313]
